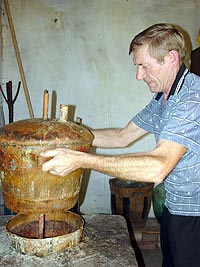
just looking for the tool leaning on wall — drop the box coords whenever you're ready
[3,0,34,119]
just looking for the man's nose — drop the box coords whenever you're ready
[136,67,146,80]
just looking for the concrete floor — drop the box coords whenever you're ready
[127,218,163,267]
[142,248,162,267]
[129,237,162,267]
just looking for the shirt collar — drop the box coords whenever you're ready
[155,63,189,101]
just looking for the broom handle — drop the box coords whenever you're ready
[4,0,34,118]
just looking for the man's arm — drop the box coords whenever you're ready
[41,139,187,183]
[91,121,147,148]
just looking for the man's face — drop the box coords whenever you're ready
[133,45,172,94]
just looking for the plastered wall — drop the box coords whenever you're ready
[1,0,199,215]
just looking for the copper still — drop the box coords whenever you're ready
[0,93,93,256]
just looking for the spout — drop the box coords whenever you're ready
[43,90,49,120]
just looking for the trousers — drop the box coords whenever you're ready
[160,206,200,267]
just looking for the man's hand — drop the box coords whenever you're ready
[41,148,84,176]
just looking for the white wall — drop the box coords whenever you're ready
[1,0,200,215]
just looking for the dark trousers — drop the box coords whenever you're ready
[160,206,200,267]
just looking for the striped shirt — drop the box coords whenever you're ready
[132,64,200,216]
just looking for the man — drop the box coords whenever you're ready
[41,23,200,267]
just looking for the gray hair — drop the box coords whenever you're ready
[129,23,186,63]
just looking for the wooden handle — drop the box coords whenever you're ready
[43,90,49,120]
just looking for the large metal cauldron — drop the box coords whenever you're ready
[0,118,93,213]
[0,117,93,256]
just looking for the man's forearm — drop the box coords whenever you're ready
[91,128,123,148]
[81,152,165,183]
[91,122,147,149]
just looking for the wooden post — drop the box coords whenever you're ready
[43,90,49,120]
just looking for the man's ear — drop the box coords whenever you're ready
[167,50,180,66]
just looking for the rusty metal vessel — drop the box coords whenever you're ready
[6,211,84,256]
[0,118,93,213]
[0,101,93,256]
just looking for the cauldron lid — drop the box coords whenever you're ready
[0,118,93,146]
